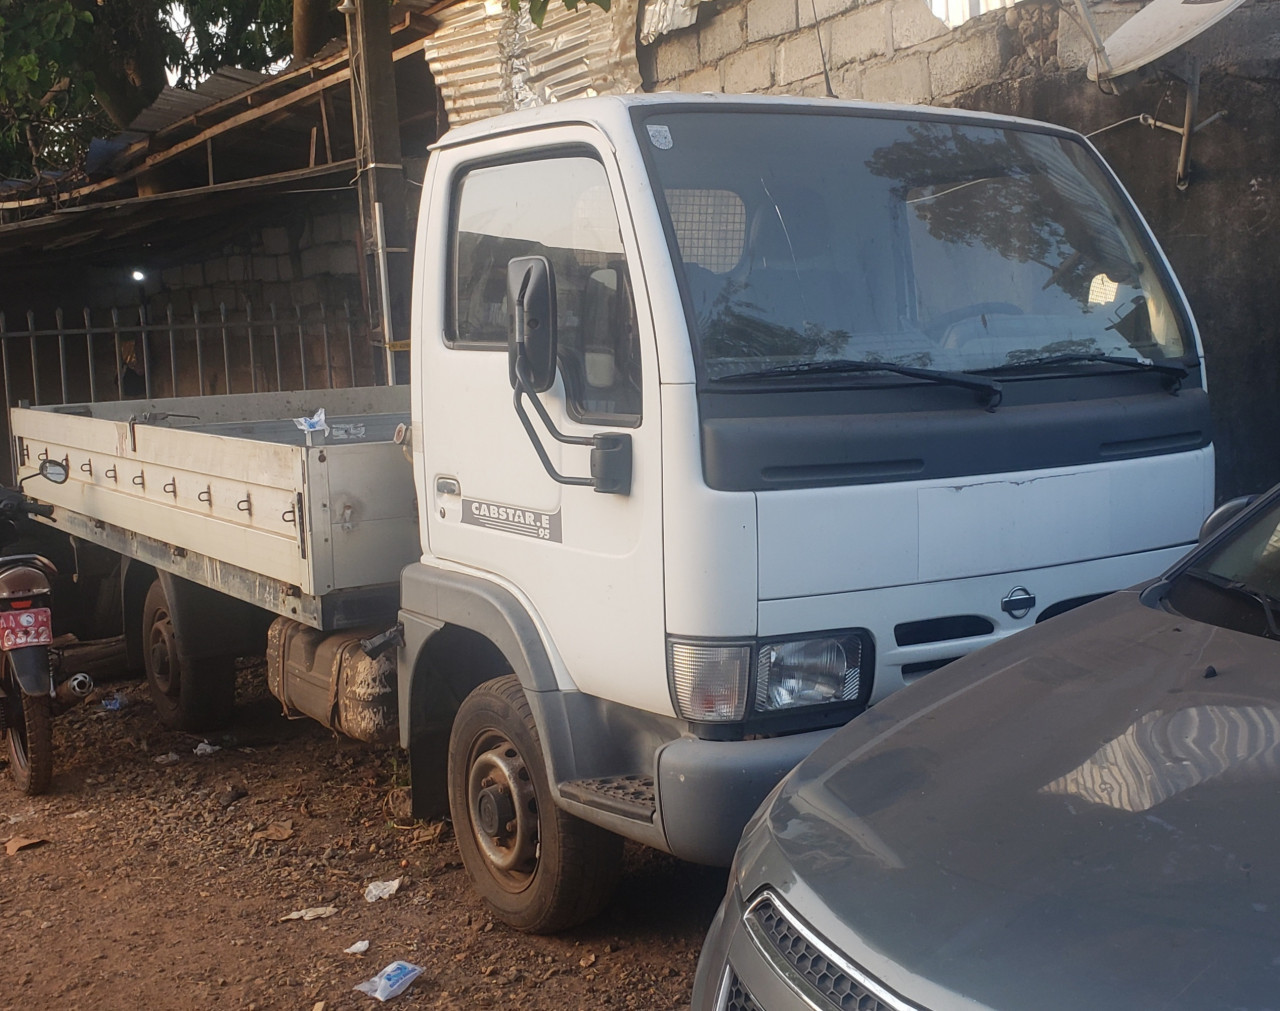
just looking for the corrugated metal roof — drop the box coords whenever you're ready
[127,67,269,133]
[422,0,640,126]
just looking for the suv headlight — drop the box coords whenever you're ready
[667,630,871,723]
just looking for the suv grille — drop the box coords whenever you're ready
[746,894,921,1011]
[722,970,763,1011]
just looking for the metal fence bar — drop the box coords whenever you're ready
[320,304,334,389]
[219,303,232,396]
[344,301,356,387]
[138,305,153,399]
[2,317,13,423]
[166,304,179,397]
[193,304,205,396]
[84,307,98,403]
[246,302,259,393]
[55,308,69,404]
[295,303,308,391]
[27,311,40,407]
[270,302,283,392]
[110,307,125,397]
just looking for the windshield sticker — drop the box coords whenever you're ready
[462,498,562,542]
[646,124,673,150]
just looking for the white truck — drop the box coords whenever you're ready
[9,94,1214,932]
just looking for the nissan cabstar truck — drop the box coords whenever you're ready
[9,93,1214,932]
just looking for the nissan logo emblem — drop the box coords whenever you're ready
[1001,586,1036,619]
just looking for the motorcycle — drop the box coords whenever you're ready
[0,458,93,795]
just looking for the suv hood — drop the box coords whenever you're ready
[755,590,1280,1010]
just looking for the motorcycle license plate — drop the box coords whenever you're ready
[0,608,52,650]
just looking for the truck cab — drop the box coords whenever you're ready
[398,94,1212,930]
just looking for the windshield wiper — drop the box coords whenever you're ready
[1181,568,1280,638]
[715,359,1003,410]
[974,353,1192,391]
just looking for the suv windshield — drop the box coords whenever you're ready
[638,109,1192,382]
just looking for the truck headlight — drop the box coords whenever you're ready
[667,631,872,723]
[667,640,751,721]
[754,632,868,713]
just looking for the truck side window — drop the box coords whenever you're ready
[450,155,641,426]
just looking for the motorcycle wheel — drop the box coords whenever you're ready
[1,653,53,795]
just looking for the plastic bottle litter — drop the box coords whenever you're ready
[100,692,128,711]
[363,877,402,902]
[279,906,338,922]
[194,742,221,756]
[354,961,422,1002]
[345,940,370,954]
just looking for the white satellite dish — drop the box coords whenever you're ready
[1086,0,1250,81]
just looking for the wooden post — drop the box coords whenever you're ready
[344,0,411,384]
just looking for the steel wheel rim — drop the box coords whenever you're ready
[148,606,178,697]
[466,730,539,891]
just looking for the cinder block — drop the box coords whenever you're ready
[276,256,295,282]
[181,263,204,287]
[861,52,931,103]
[330,245,361,276]
[261,226,291,256]
[929,31,1005,98]
[798,0,857,30]
[300,247,330,277]
[679,65,724,93]
[891,0,948,51]
[312,214,343,244]
[226,256,247,282]
[700,6,746,63]
[778,29,831,85]
[1055,8,1129,72]
[252,255,279,283]
[829,4,891,68]
[204,259,228,284]
[748,0,798,43]
[655,30,701,80]
[723,42,776,92]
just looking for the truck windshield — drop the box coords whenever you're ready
[637,109,1192,382]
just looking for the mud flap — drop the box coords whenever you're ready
[7,647,52,697]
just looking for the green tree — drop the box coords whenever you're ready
[0,0,607,181]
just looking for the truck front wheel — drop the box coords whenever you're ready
[448,675,622,933]
[142,580,235,731]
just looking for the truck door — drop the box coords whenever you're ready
[419,136,668,717]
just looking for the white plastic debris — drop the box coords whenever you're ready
[345,940,370,954]
[279,906,338,922]
[194,742,221,756]
[154,752,180,765]
[353,961,422,1001]
[362,877,402,903]
[292,408,329,435]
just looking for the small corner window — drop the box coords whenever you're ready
[448,154,641,425]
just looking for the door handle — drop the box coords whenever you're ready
[435,477,460,496]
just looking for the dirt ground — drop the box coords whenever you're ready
[0,662,728,1010]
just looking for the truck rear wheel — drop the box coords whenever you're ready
[142,580,235,731]
[448,675,622,933]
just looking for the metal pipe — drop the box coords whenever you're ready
[374,201,397,385]
[1176,58,1200,191]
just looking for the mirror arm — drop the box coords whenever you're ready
[512,358,632,496]
[512,358,594,488]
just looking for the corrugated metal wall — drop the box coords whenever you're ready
[423,0,641,125]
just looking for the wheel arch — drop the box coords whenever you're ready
[399,564,561,820]
[121,558,158,672]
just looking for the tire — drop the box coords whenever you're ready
[2,653,53,795]
[142,580,235,731]
[448,675,623,933]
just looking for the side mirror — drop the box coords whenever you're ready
[507,256,557,394]
[38,459,68,485]
[1199,495,1256,543]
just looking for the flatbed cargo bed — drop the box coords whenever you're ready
[10,386,416,629]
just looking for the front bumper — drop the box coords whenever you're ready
[655,728,837,866]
